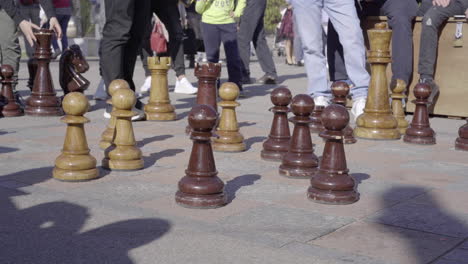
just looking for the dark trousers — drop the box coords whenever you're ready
[19,6,40,58]
[100,0,150,93]
[237,0,277,78]
[201,22,243,89]
[52,14,71,51]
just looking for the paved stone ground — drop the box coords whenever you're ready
[1,55,468,264]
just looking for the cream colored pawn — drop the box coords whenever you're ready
[213,82,246,152]
[102,88,144,170]
[53,92,99,181]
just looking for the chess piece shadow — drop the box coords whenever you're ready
[142,148,184,168]
[137,134,173,148]
[245,136,267,150]
[225,174,261,203]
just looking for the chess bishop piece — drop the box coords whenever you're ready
[59,45,90,94]
[1,65,23,117]
[213,82,246,152]
[176,104,227,208]
[144,56,176,121]
[99,79,128,149]
[261,87,292,161]
[308,104,359,204]
[279,94,319,178]
[53,92,99,181]
[354,23,400,140]
[25,29,62,116]
[404,83,436,145]
[455,120,468,151]
[309,106,325,133]
[331,81,356,144]
[102,88,144,170]
[390,79,409,134]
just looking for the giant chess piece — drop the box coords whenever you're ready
[308,104,359,204]
[391,79,409,134]
[455,120,468,151]
[59,44,90,94]
[176,104,227,208]
[53,92,99,181]
[404,83,436,145]
[144,56,176,121]
[27,58,37,91]
[354,23,400,140]
[1,65,23,117]
[213,82,246,152]
[279,94,319,178]
[102,88,144,170]
[25,29,62,116]
[309,106,325,133]
[331,81,356,144]
[99,79,129,149]
[261,87,292,161]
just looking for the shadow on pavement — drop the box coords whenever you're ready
[225,174,261,203]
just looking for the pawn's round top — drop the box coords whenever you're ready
[321,104,349,131]
[188,104,217,130]
[413,83,431,100]
[271,87,292,106]
[291,94,314,116]
[0,64,14,79]
[108,79,130,96]
[375,22,388,30]
[331,81,350,97]
[219,82,239,101]
[62,92,89,116]
[112,88,136,110]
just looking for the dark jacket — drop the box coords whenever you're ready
[0,0,55,25]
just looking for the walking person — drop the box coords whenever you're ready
[50,0,72,59]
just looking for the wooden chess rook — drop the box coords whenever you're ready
[176,104,227,208]
[53,92,99,181]
[354,23,400,140]
[455,120,468,151]
[404,83,436,145]
[27,58,37,91]
[331,81,356,144]
[213,82,246,152]
[309,106,325,133]
[59,44,90,94]
[279,94,319,178]
[1,65,23,117]
[308,104,359,204]
[391,79,409,134]
[144,56,176,121]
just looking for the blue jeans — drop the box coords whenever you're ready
[291,0,369,99]
[52,14,71,51]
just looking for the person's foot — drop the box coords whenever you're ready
[296,60,304,67]
[351,97,367,122]
[257,74,277,85]
[51,49,62,60]
[103,103,112,119]
[418,77,440,104]
[174,77,198,94]
[131,106,146,121]
[313,96,330,107]
[188,60,195,69]
[242,75,254,85]
[137,76,151,98]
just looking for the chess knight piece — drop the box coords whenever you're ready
[279,94,319,178]
[390,79,409,134]
[331,81,356,144]
[308,104,359,204]
[455,119,468,151]
[176,104,227,208]
[53,92,99,181]
[213,82,246,152]
[354,23,400,140]
[404,83,436,145]
[1,65,23,117]
[261,87,292,161]
[144,56,176,121]
[25,29,62,116]
[309,106,325,134]
[59,44,90,95]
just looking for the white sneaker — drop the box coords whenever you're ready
[174,77,197,94]
[131,106,146,121]
[314,96,330,107]
[351,97,367,121]
[138,76,151,97]
[103,104,112,119]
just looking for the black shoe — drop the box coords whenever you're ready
[257,74,277,85]
[418,78,439,104]
[241,75,254,85]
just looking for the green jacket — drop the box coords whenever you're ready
[196,0,246,24]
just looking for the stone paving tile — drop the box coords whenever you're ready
[434,242,468,264]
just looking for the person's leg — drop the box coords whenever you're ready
[200,22,221,63]
[293,17,303,63]
[326,21,348,82]
[221,23,243,90]
[60,15,71,50]
[0,10,21,82]
[237,1,258,79]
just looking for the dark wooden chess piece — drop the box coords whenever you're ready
[213,82,246,152]
[176,104,227,208]
[391,79,409,134]
[261,86,292,161]
[25,29,62,116]
[331,81,356,144]
[403,83,436,145]
[309,106,325,133]
[1,65,23,117]
[27,58,37,91]
[455,120,468,151]
[144,56,176,121]
[102,88,144,170]
[53,92,99,181]
[279,94,319,178]
[59,44,90,95]
[354,23,400,140]
[308,104,359,204]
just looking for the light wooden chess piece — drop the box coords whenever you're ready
[213,82,246,152]
[354,23,400,140]
[144,56,176,121]
[99,79,129,149]
[390,79,409,134]
[102,88,144,170]
[53,92,99,181]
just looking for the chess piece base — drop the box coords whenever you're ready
[2,107,24,117]
[146,112,177,121]
[355,113,400,140]
[175,191,227,209]
[354,126,400,140]
[307,187,359,205]
[25,106,62,116]
[403,134,436,145]
[145,104,176,121]
[213,131,246,152]
[53,167,99,181]
[279,165,317,179]
[260,150,286,162]
[213,142,246,152]
[99,141,112,150]
[455,138,468,151]
[396,119,409,135]
[102,158,144,171]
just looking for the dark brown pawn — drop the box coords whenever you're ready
[455,120,468,151]
[404,83,436,145]
[1,65,23,117]
[331,81,356,144]
[25,29,61,116]
[308,104,359,204]
[279,94,319,178]
[309,106,325,133]
[27,58,37,91]
[261,87,292,161]
[176,104,227,208]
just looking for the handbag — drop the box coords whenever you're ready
[150,20,168,55]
